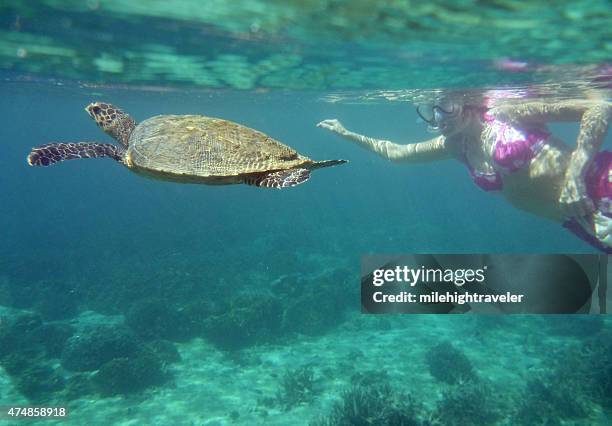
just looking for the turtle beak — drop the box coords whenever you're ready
[85,102,109,129]
[85,103,100,119]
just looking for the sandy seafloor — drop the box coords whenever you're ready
[1,308,611,426]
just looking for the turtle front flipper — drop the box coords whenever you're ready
[27,142,126,167]
[85,102,135,147]
[244,168,310,188]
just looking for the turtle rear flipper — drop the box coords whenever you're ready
[27,143,125,167]
[245,168,310,188]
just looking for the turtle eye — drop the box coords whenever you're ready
[91,106,101,115]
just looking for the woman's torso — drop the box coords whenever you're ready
[453,110,572,222]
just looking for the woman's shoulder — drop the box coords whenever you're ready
[483,104,515,123]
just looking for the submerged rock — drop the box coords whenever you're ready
[61,325,141,372]
[426,341,477,384]
[8,280,79,321]
[63,373,98,401]
[202,293,283,351]
[0,312,44,359]
[182,298,225,335]
[92,350,169,396]
[39,322,75,359]
[0,311,72,402]
[13,364,65,403]
[125,298,195,342]
[146,339,181,365]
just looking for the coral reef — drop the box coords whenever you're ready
[33,289,79,321]
[565,337,612,408]
[202,293,283,351]
[425,341,477,385]
[585,335,612,408]
[63,373,98,401]
[7,280,79,321]
[0,312,44,361]
[61,325,141,371]
[13,364,65,403]
[92,350,169,396]
[435,380,504,426]
[146,339,181,365]
[0,313,48,379]
[512,331,612,423]
[125,298,195,342]
[349,370,390,388]
[544,315,604,337]
[0,312,67,402]
[281,283,346,336]
[0,309,172,400]
[182,298,225,335]
[39,322,75,358]
[311,383,427,426]
[514,376,591,424]
[272,269,351,337]
[276,365,317,410]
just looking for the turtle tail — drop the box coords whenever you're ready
[306,159,348,170]
[27,143,125,167]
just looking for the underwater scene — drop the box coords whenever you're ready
[1,1,612,425]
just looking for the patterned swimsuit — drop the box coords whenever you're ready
[465,111,612,253]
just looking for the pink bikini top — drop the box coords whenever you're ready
[465,111,551,191]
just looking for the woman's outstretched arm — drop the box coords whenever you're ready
[493,100,611,123]
[316,119,449,163]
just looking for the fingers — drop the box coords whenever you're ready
[562,197,596,219]
[575,215,591,231]
[583,198,596,216]
[559,174,597,219]
[593,212,612,242]
[316,119,343,133]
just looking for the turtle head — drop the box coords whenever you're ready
[85,102,135,147]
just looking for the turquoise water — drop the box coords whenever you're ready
[1,1,612,425]
[1,0,612,89]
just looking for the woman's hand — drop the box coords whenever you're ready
[316,119,349,136]
[559,173,595,218]
[559,102,611,219]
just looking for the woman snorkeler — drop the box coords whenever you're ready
[317,94,612,252]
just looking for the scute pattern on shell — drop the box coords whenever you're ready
[128,115,308,177]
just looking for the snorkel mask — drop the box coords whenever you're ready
[416,102,461,133]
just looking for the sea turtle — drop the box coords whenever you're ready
[27,102,347,188]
